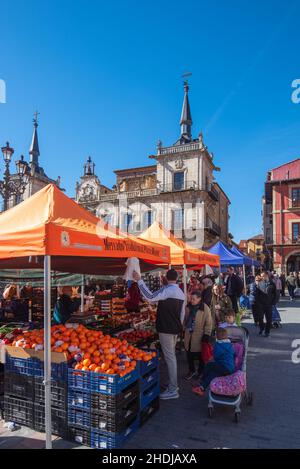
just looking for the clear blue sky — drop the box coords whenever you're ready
[1,0,300,241]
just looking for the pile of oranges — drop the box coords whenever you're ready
[11,324,156,377]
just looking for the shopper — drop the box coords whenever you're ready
[286,272,297,301]
[273,274,282,304]
[210,284,232,329]
[224,266,243,314]
[53,286,81,324]
[257,271,277,337]
[192,327,235,397]
[133,268,185,400]
[280,273,286,297]
[249,275,262,326]
[201,277,213,308]
[183,290,212,380]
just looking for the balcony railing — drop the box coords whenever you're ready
[268,236,300,246]
[160,180,198,193]
[292,198,300,208]
[205,219,221,236]
[207,183,219,201]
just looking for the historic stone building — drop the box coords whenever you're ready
[75,83,230,249]
[3,115,59,209]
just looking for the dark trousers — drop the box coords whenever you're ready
[200,361,231,390]
[252,304,261,324]
[258,304,273,335]
[186,350,204,375]
[229,295,239,314]
[288,285,296,299]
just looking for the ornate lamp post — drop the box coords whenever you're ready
[0,142,30,211]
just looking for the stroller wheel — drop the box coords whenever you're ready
[246,391,253,406]
[234,412,240,423]
[208,407,213,418]
[273,322,279,329]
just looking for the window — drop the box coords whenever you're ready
[122,213,133,232]
[292,223,300,243]
[172,209,184,231]
[173,172,184,191]
[143,210,153,228]
[292,188,300,207]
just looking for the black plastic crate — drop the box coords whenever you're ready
[91,397,139,433]
[4,372,34,400]
[0,371,4,396]
[91,380,139,412]
[34,377,67,409]
[140,397,159,426]
[34,403,68,437]
[68,426,91,447]
[4,395,34,428]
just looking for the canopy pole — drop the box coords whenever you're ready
[243,264,247,295]
[183,264,188,305]
[81,275,85,313]
[252,265,255,276]
[44,255,52,450]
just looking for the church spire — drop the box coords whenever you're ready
[180,81,192,142]
[29,111,40,165]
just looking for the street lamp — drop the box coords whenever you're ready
[0,143,30,211]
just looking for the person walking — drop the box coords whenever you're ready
[133,268,185,400]
[249,275,262,326]
[257,271,277,337]
[224,266,243,314]
[279,273,286,297]
[210,284,232,329]
[183,290,212,380]
[200,277,213,308]
[286,272,297,301]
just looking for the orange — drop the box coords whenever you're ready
[75,363,82,370]
[94,366,102,373]
[89,364,97,371]
[81,366,89,371]
[82,358,91,367]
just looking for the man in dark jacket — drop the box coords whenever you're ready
[53,286,81,324]
[133,268,185,400]
[257,271,277,337]
[225,267,243,314]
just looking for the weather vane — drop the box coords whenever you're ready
[182,72,192,85]
[33,110,40,125]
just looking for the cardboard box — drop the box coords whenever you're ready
[5,345,68,364]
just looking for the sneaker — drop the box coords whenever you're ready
[192,386,205,397]
[160,389,179,400]
[184,371,197,381]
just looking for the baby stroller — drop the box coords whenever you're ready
[272,305,282,328]
[208,326,252,423]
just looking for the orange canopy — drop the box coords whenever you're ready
[139,221,219,268]
[0,184,170,274]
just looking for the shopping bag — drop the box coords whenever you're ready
[201,342,213,363]
[123,257,141,281]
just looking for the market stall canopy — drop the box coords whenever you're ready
[139,221,219,267]
[230,245,260,267]
[0,184,170,274]
[208,241,244,265]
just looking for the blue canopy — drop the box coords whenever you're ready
[208,241,244,265]
[230,246,260,267]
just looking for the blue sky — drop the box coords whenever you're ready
[1,0,300,241]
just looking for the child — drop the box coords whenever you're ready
[192,327,235,396]
[183,290,212,380]
[219,309,237,328]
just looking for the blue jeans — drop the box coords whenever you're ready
[200,361,231,390]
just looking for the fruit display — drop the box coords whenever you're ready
[112,297,126,314]
[10,324,156,377]
[0,325,24,345]
[117,329,155,345]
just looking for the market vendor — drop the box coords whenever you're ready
[53,286,81,324]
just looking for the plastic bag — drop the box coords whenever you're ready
[123,257,141,281]
[201,342,213,363]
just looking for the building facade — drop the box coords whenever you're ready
[239,234,266,265]
[75,83,230,249]
[2,115,59,210]
[263,159,300,273]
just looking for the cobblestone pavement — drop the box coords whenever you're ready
[0,299,299,449]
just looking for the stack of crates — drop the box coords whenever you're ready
[68,367,140,449]
[4,354,68,437]
[139,352,160,426]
